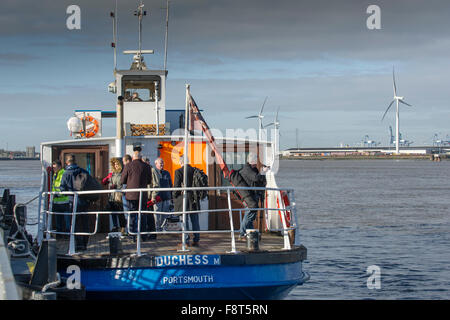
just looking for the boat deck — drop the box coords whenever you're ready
[55,232,293,257]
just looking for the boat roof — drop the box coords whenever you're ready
[40,135,272,147]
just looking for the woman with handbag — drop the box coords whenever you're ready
[102,158,126,233]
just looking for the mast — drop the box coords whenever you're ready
[111,0,118,71]
[133,1,147,70]
[179,84,190,252]
[164,0,170,72]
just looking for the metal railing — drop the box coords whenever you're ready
[40,186,298,256]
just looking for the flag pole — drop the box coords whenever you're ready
[179,83,190,252]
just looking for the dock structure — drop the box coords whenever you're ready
[0,228,22,300]
[282,146,450,158]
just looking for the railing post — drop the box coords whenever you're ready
[136,190,142,256]
[68,193,78,255]
[226,189,237,254]
[278,191,291,250]
[46,194,54,240]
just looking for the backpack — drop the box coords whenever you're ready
[192,167,208,202]
[73,171,102,202]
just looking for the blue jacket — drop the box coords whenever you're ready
[59,164,90,207]
[156,169,173,201]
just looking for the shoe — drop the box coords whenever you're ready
[238,235,247,241]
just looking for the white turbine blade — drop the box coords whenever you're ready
[275,106,280,122]
[259,96,268,116]
[392,66,397,96]
[382,100,395,121]
[399,100,412,107]
[264,122,275,128]
[245,115,259,119]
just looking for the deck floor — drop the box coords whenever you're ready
[55,231,290,257]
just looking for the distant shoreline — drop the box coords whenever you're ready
[280,155,448,161]
[0,158,39,161]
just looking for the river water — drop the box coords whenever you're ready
[1,159,449,299]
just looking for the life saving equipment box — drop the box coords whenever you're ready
[74,111,102,138]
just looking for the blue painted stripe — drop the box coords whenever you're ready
[61,262,303,293]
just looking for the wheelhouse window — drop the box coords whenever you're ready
[122,76,161,102]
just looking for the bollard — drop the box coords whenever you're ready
[246,229,259,251]
[108,232,123,255]
[32,291,57,300]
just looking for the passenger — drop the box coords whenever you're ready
[120,151,155,242]
[122,154,132,166]
[51,159,70,235]
[102,158,126,233]
[131,92,143,102]
[121,154,132,233]
[153,157,173,231]
[124,91,132,101]
[59,154,91,251]
[238,152,268,239]
[173,156,200,247]
[142,156,160,239]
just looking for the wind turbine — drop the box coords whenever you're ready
[246,96,268,140]
[264,106,280,131]
[264,107,281,159]
[381,67,412,154]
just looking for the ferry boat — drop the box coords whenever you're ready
[33,2,308,300]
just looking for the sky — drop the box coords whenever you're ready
[0,0,449,151]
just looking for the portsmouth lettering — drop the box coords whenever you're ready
[162,274,214,285]
[155,254,220,267]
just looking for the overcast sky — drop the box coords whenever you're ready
[1,0,449,150]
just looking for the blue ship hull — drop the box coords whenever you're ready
[60,260,307,300]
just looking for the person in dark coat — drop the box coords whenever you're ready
[154,157,173,231]
[173,156,200,246]
[59,154,91,251]
[238,152,268,238]
[120,152,155,241]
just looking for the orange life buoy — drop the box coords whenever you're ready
[79,116,99,138]
[277,190,292,227]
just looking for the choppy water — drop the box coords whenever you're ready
[280,159,450,300]
[1,159,449,299]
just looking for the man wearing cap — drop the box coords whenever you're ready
[238,152,268,238]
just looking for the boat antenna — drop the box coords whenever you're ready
[111,0,118,72]
[136,1,146,57]
[131,0,147,70]
[163,0,170,72]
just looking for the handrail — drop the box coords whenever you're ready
[40,185,297,255]
[42,185,294,195]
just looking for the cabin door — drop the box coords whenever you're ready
[53,145,110,232]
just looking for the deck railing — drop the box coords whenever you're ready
[40,186,298,256]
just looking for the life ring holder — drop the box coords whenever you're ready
[79,115,99,138]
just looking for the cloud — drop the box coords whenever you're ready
[1,0,450,149]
